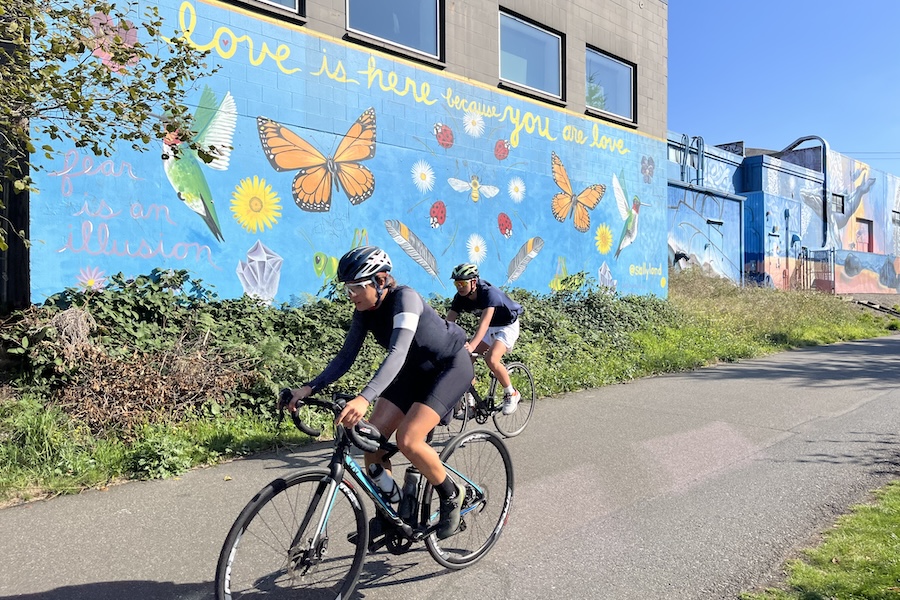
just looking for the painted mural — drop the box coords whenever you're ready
[28,0,668,305]
[743,150,900,294]
[666,141,743,282]
[826,152,900,293]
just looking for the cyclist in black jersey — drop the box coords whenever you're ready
[286,246,473,539]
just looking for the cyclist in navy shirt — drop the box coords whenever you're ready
[286,247,472,539]
[446,263,524,414]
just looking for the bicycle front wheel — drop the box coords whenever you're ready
[423,429,514,569]
[491,362,535,437]
[215,468,368,600]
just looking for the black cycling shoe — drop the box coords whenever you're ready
[436,482,466,539]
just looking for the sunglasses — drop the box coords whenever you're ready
[343,280,374,297]
[453,280,471,288]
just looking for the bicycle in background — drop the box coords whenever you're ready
[215,390,514,600]
[433,355,535,443]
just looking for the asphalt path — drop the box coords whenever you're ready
[3,335,900,599]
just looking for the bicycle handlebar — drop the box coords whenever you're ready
[277,388,390,454]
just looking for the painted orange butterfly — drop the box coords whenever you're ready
[257,107,376,212]
[550,151,606,233]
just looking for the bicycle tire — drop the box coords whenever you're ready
[422,429,514,569]
[490,362,535,437]
[431,390,471,447]
[215,467,368,600]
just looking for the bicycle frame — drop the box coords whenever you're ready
[300,422,485,555]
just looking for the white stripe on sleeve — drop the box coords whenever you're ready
[393,311,420,332]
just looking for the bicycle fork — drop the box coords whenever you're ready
[287,466,345,575]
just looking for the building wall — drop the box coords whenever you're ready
[827,152,900,293]
[27,0,670,304]
[666,134,744,282]
[683,143,900,295]
[304,0,669,140]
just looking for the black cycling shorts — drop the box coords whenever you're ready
[381,346,474,425]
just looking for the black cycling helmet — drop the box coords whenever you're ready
[450,263,479,281]
[337,246,392,283]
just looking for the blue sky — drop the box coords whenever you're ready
[667,0,900,174]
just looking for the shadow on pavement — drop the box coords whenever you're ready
[0,580,213,600]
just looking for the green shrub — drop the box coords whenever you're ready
[0,267,895,503]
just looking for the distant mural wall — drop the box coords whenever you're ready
[826,152,900,294]
[666,143,743,282]
[28,0,668,304]
[740,150,900,294]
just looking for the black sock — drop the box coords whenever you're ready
[436,475,458,501]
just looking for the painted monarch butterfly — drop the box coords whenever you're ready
[550,151,606,233]
[257,107,376,212]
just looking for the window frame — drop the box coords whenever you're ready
[345,0,444,63]
[226,0,305,24]
[585,44,637,125]
[498,9,565,103]
[832,193,845,214]
[856,217,874,253]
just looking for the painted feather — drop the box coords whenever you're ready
[384,219,441,279]
[506,236,544,284]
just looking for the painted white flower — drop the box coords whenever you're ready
[411,160,435,193]
[466,233,487,264]
[77,266,106,290]
[508,177,526,203]
[462,111,485,138]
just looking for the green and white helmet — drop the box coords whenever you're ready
[450,263,479,280]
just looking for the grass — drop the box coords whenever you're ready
[741,482,900,599]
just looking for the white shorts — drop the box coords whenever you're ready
[485,319,520,351]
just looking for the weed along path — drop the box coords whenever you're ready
[2,335,900,599]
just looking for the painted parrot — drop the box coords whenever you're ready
[162,86,237,242]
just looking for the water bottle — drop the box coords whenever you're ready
[398,466,422,523]
[367,463,401,504]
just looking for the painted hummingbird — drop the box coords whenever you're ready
[612,173,650,260]
[162,86,237,242]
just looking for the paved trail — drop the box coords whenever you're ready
[2,336,900,599]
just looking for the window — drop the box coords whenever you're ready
[258,0,299,10]
[499,11,562,99]
[856,218,873,252]
[893,210,900,226]
[233,0,304,18]
[832,193,845,214]
[586,47,635,122]
[347,0,441,60]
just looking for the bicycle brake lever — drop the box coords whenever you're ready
[277,388,293,427]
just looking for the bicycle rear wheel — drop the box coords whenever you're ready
[423,429,514,569]
[491,362,535,437]
[215,468,368,600]
[430,390,471,447]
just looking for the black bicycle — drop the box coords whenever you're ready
[214,391,514,600]
[434,357,535,442]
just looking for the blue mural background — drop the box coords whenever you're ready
[29,0,668,304]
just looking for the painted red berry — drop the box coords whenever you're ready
[497,212,512,238]
[433,123,454,149]
[494,139,510,160]
[429,200,447,228]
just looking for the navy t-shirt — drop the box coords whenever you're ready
[449,280,523,327]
